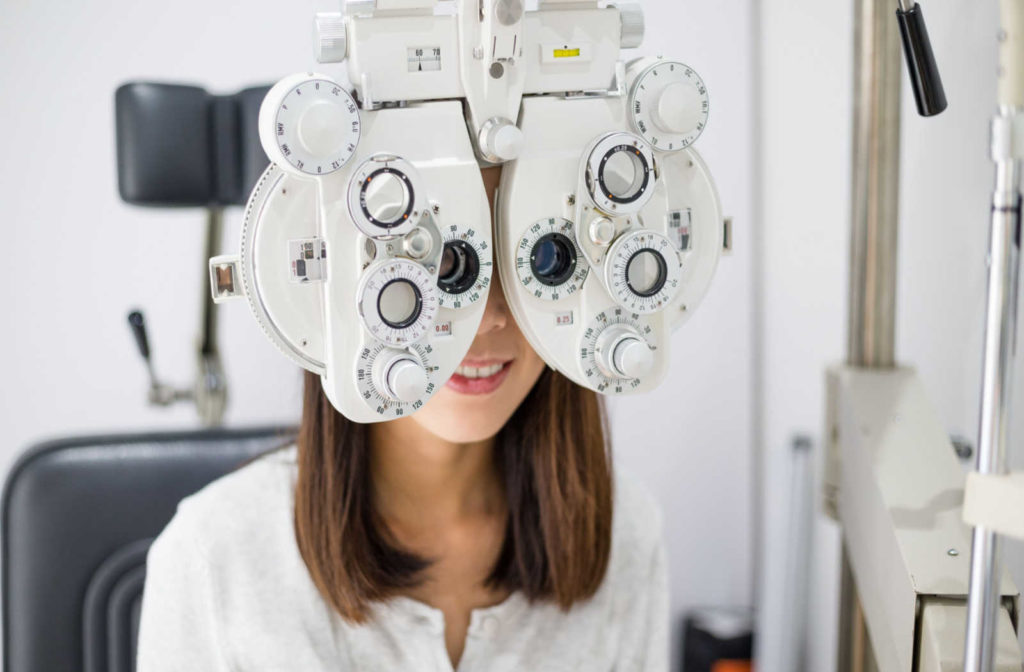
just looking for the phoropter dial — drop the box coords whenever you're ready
[258,73,361,177]
[358,259,439,347]
[437,224,492,309]
[628,59,709,151]
[515,217,590,301]
[579,309,656,393]
[605,229,682,313]
[585,132,656,216]
[348,155,423,239]
[356,342,437,418]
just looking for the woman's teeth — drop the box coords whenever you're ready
[455,363,504,378]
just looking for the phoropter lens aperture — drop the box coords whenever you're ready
[377,278,423,329]
[530,233,577,287]
[437,240,481,295]
[625,249,668,298]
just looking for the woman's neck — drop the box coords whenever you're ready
[369,419,505,528]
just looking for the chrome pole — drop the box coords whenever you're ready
[847,0,903,369]
[963,2,1024,669]
[838,0,903,669]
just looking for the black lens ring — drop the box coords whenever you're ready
[376,278,423,329]
[597,144,651,205]
[437,240,481,295]
[359,167,416,229]
[530,233,577,287]
[625,248,668,298]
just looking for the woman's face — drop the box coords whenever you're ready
[402,165,547,443]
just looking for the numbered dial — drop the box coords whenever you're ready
[605,230,682,313]
[515,217,590,301]
[579,309,656,394]
[437,224,492,309]
[356,342,438,418]
[629,61,709,151]
[585,132,656,216]
[260,73,361,176]
[358,259,439,346]
[347,155,422,239]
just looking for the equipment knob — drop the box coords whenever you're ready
[611,2,645,49]
[479,117,525,162]
[314,12,347,64]
[654,80,704,136]
[595,324,653,380]
[373,349,428,403]
[612,336,654,379]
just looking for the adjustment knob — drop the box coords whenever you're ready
[612,336,654,379]
[373,350,428,403]
[654,80,704,136]
[594,324,653,380]
[479,117,524,162]
[258,73,361,176]
[314,12,347,64]
[611,2,645,49]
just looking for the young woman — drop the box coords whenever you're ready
[137,165,669,671]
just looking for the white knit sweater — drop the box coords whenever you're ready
[136,445,669,671]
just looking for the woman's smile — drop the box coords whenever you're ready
[445,358,514,395]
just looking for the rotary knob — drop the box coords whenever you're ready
[595,324,654,380]
[611,2,645,49]
[313,12,347,64]
[373,350,428,403]
[478,117,525,162]
[258,73,360,176]
[654,80,705,136]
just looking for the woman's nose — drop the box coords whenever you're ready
[476,271,509,335]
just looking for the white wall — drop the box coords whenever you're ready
[758,0,1024,668]
[0,0,757,667]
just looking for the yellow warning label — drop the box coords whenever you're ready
[553,48,581,58]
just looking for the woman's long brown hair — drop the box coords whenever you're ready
[293,366,614,623]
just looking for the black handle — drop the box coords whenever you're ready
[896,2,947,117]
[127,310,151,360]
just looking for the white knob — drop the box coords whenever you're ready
[612,337,654,379]
[373,350,428,403]
[654,80,704,136]
[314,12,347,64]
[595,324,653,380]
[588,217,616,247]
[387,358,428,403]
[612,2,645,49]
[297,100,351,157]
[479,117,524,162]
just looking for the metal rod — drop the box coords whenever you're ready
[963,124,1022,672]
[963,2,1024,668]
[847,0,903,369]
[839,1,903,668]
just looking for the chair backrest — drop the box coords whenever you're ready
[1,427,296,672]
[115,82,271,208]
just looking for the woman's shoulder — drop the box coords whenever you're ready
[151,445,299,561]
[609,467,665,574]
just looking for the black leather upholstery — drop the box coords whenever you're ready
[2,427,296,672]
[115,82,272,207]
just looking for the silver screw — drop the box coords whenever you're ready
[432,204,440,214]
[301,338,309,347]
[568,194,576,206]
[948,548,959,557]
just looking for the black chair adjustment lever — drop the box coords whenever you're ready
[896,1,948,117]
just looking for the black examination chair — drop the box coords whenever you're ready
[1,427,295,672]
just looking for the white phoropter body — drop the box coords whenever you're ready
[496,54,723,395]
[213,73,492,422]
[211,2,729,418]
